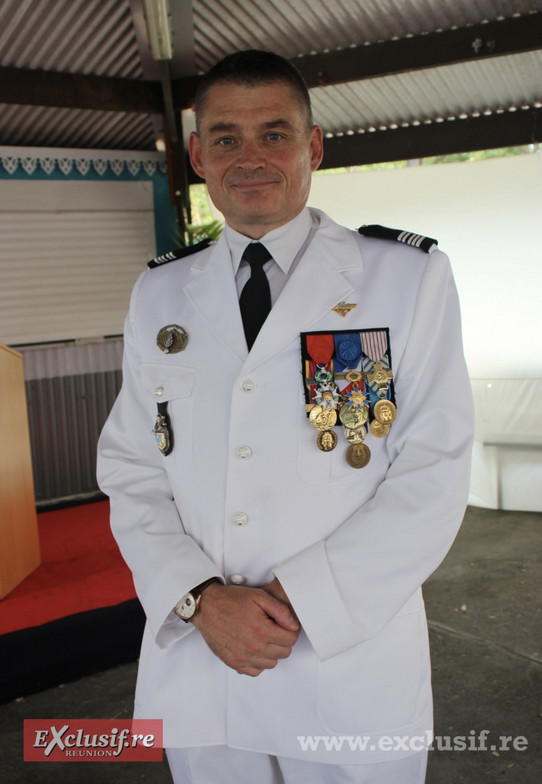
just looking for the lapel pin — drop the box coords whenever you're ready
[157,324,188,354]
[332,301,357,318]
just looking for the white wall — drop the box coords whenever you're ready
[309,154,542,380]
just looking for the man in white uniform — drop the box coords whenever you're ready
[97,50,474,783]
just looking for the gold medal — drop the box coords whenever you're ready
[309,405,338,431]
[339,403,367,429]
[344,426,366,444]
[156,325,188,354]
[374,399,397,424]
[367,362,393,388]
[316,430,338,452]
[345,443,371,469]
[370,420,391,438]
[345,370,363,383]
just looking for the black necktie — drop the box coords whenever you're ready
[239,242,272,350]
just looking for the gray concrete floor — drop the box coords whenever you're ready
[1,506,540,783]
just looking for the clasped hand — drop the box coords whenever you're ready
[191,579,300,677]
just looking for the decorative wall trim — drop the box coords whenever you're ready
[0,146,167,178]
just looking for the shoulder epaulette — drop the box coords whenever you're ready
[147,238,213,269]
[358,224,438,254]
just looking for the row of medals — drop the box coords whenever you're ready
[308,366,397,469]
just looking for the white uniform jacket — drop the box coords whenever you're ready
[97,208,474,763]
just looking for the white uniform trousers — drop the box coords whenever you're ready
[166,745,428,784]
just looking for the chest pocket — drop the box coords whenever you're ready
[140,363,196,475]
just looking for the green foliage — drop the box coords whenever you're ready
[184,218,223,245]
[419,146,532,166]
[176,184,223,247]
[314,145,539,174]
[189,183,216,224]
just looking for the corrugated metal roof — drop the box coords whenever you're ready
[0,0,141,76]
[0,0,541,151]
[3,0,539,77]
[0,0,150,149]
[191,0,542,69]
[0,103,156,149]
[311,51,542,134]
[190,0,542,142]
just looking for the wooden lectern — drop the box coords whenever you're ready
[0,344,41,598]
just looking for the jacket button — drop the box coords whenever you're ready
[236,445,252,459]
[229,574,246,585]
[241,379,256,392]
[231,511,248,526]
[154,386,164,396]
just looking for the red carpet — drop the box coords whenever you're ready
[1,500,144,704]
[0,501,136,635]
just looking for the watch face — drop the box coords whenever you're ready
[175,592,196,619]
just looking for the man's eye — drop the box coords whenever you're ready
[267,132,283,142]
[217,137,235,146]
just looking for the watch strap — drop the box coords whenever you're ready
[174,577,222,623]
[192,577,222,602]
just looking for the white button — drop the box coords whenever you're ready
[154,386,164,396]
[229,574,246,585]
[232,511,248,526]
[241,379,256,392]
[236,445,252,459]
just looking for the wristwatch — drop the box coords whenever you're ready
[173,577,222,622]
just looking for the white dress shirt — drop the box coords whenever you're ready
[224,208,319,306]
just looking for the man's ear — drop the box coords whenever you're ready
[309,125,324,172]
[188,132,205,179]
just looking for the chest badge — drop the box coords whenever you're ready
[154,402,173,455]
[156,324,188,354]
[332,301,357,318]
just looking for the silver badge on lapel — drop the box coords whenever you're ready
[157,324,188,354]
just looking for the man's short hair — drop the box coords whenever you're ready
[194,49,314,132]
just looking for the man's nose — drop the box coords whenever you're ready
[236,140,265,168]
